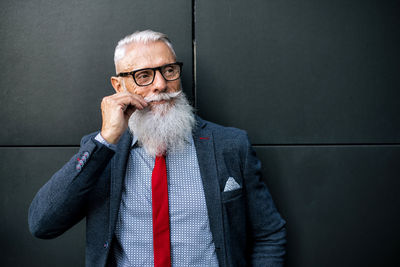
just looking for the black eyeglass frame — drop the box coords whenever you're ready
[117,62,183,87]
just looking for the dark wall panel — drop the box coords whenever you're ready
[255,145,400,266]
[0,147,85,267]
[196,0,400,144]
[0,0,192,146]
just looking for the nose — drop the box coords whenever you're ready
[151,69,167,94]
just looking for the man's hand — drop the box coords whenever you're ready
[100,91,148,144]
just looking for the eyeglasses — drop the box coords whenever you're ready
[117,62,183,86]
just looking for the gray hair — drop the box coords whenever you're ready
[114,30,176,66]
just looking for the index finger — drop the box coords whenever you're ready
[116,91,148,108]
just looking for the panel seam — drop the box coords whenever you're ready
[192,0,197,109]
[0,145,80,148]
[252,143,400,147]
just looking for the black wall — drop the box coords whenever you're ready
[1,0,399,266]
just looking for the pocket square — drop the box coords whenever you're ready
[223,177,241,192]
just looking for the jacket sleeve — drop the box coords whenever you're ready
[28,133,115,239]
[241,133,287,266]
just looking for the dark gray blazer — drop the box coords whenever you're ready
[28,117,286,267]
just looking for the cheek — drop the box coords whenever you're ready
[168,80,181,92]
[132,86,151,97]
[124,79,145,96]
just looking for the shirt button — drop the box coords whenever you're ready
[103,241,108,248]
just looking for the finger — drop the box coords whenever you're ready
[117,91,148,107]
[127,97,146,110]
[128,93,148,107]
[113,93,148,109]
[110,95,142,112]
[119,97,145,112]
[125,95,149,110]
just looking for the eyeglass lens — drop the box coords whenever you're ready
[135,64,181,86]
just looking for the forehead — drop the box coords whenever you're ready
[116,41,176,73]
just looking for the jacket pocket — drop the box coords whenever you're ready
[221,188,243,203]
[221,188,247,266]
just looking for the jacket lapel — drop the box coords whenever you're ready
[193,118,227,267]
[108,130,132,240]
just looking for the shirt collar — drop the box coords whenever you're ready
[130,134,194,148]
[130,135,138,148]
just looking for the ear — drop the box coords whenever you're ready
[111,76,123,93]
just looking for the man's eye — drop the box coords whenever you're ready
[136,72,151,80]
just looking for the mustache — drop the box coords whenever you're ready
[144,91,182,103]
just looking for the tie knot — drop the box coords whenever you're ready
[156,155,166,161]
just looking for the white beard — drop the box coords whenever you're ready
[128,91,195,157]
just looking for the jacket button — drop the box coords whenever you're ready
[104,241,108,248]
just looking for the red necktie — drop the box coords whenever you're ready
[152,155,171,267]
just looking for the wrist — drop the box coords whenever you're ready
[100,130,121,145]
[95,133,118,151]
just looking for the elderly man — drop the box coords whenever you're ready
[29,30,286,267]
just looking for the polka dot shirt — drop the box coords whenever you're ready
[112,136,219,266]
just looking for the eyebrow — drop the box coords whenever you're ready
[126,62,177,73]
